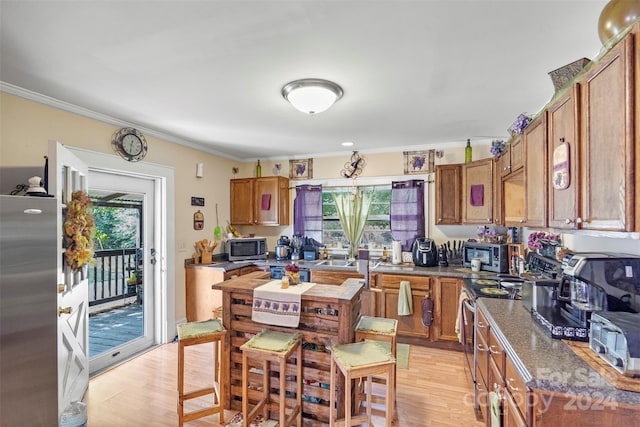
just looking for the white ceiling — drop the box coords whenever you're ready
[0,0,608,162]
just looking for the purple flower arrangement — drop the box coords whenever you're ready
[527,232,560,250]
[508,113,532,135]
[490,140,506,158]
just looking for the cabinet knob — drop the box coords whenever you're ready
[576,217,583,224]
[487,218,492,223]
[565,218,574,225]
[438,218,442,222]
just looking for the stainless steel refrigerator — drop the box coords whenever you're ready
[0,195,58,426]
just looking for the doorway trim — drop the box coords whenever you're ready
[68,146,175,344]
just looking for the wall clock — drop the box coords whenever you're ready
[111,127,148,162]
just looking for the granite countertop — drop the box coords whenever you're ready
[478,298,640,405]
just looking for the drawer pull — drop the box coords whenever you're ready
[477,320,486,329]
[477,343,487,352]
[489,345,501,355]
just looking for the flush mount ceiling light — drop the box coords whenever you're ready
[282,78,343,114]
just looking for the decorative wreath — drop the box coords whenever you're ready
[64,191,96,271]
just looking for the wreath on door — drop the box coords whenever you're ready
[63,190,96,271]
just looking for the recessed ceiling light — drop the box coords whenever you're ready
[341,141,354,147]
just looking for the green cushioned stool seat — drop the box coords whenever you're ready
[178,318,225,340]
[241,329,301,353]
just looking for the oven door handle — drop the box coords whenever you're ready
[463,298,476,313]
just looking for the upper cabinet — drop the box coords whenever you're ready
[435,164,462,225]
[498,136,526,227]
[547,85,581,229]
[462,158,494,225]
[523,115,548,228]
[230,176,290,226]
[580,34,635,232]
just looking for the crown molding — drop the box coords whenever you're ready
[0,81,244,161]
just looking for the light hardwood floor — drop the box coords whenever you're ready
[87,342,483,426]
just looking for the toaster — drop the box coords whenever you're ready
[412,238,438,267]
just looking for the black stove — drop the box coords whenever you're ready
[464,277,520,299]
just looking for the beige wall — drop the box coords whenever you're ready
[0,92,240,321]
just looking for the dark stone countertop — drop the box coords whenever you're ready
[477,298,640,405]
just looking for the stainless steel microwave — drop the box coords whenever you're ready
[463,242,509,273]
[227,237,267,261]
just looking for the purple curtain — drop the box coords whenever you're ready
[293,185,323,244]
[391,180,425,251]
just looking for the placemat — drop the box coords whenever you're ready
[563,340,640,392]
[251,280,315,328]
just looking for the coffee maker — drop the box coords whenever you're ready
[275,236,291,261]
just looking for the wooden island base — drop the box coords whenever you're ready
[213,272,365,426]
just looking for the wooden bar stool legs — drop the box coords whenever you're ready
[329,341,396,427]
[240,330,303,427]
[177,319,227,426]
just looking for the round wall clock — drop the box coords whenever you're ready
[111,127,148,162]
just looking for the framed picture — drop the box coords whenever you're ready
[289,158,313,180]
[403,150,435,175]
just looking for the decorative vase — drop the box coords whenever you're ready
[286,271,300,285]
[598,0,640,44]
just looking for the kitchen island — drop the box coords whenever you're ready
[212,271,365,426]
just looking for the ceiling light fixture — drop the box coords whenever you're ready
[282,78,343,114]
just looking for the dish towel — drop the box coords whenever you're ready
[455,288,471,343]
[398,280,413,316]
[489,391,501,427]
[252,280,315,328]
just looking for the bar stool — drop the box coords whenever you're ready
[177,318,227,426]
[240,329,303,427]
[329,340,396,427]
[355,316,398,410]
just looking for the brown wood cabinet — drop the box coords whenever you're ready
[462,158,494,225]
[432,276,462,341]
[230,176,289,226]
[309,268,363,285]
[580,34,635,231]
[547,84,581,229]
[494,136,525,227]
[185,263,263,322]
[523,114,548,228]
[185,263,225,322]
[371,273,431,339]
[435,164,462,225]
[497,137,524,178]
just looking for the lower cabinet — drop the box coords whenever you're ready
[371,273,431,339]
[185,263,264,322]
[433,277,462,341]
[309,269,363,285]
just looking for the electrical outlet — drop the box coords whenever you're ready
[178,241,186,252]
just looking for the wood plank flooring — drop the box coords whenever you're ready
[87,342,483,426]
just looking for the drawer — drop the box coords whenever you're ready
[375,274,431,291]
[505,355,528,420]
[488,327,505,375]
[476,307,489,343]
[476,331,490,386]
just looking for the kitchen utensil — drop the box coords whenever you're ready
[214,204,221,241]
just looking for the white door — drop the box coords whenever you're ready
[49,141,89,415]
[88,170,156,374]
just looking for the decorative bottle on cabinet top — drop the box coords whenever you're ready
[465,139,472,163]
[256,160,262,177]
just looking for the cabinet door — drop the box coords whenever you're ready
[498,145,512,177]
[185,266,225,322]
[377,274,431,338]
[435,164,462,225]
[581,36,635,231]
[547,84,580,229]
[524,114,548,228]
[255,177,280,225]
[502,169,525,226]
[230,178,255,225]
[504,388,527,427]
[433,277,461,341]
[462,158,494,224]
[510,136,524,173]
